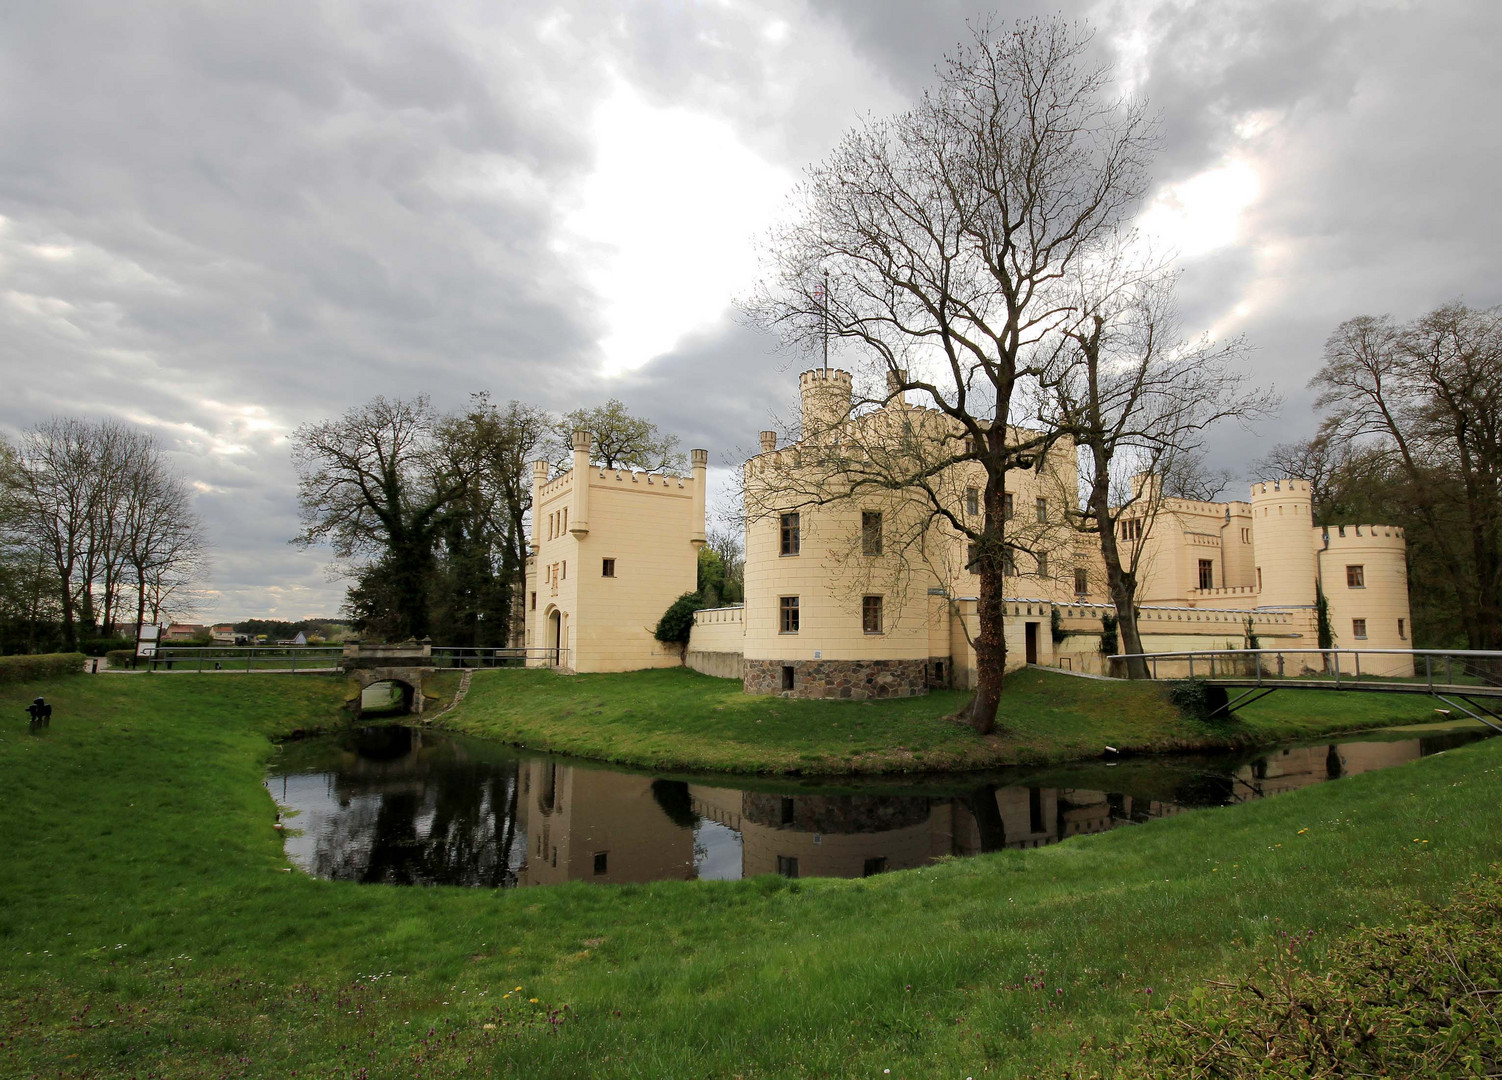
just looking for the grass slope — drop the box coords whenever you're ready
[440,665,1454,774]
[0,672,1496,1078]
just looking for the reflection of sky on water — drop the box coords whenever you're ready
[694,821,743,881]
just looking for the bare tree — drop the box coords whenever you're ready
[1042,258,1273,678]
[1313,302,1502,652]
[291,395,472,641]
[749,17,1156,732]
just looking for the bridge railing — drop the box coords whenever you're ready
[1108,647,1502,690]
[428,646,568,669]
[144,646,345,673]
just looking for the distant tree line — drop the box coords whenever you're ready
[0,419,207,654]
[291,394,697,645]
[1256,301,1502,650]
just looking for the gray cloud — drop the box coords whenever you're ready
[1,1,1496,616]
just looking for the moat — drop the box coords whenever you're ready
[265,723,1490,888]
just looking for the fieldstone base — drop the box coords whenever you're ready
[743,658,929,700]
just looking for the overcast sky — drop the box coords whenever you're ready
[2,0,1498,621]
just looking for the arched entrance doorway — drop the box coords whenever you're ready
[545,607,563,667]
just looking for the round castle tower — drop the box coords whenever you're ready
[1320,521,1411,668]
[1249,479,1316,610]
[799,368,853,437]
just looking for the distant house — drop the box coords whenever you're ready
[210,625,238,644]
[276,631,308,646]
[163,624,206,642]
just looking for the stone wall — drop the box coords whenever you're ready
[744,657,928,700]
[686,649,744,679]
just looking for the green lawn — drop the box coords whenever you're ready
[0,672,1496,1078]
[439,665,1458,774]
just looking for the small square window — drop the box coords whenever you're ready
[779,596,800,634]
[1036,496,1048,524]
[862,595,883,634]
[602,558,615,577]
[780,513,801,556]
[777,855,799,879]
[1346,564,1365,588]
[593,851,608,875]
[861,511,883,556]
[965,487,979,516]
[1352,618,1368,639]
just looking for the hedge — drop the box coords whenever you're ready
[106,649,138,670]
[0,653,86,684]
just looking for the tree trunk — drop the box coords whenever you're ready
[964,464,1011,734]
[1089,468,1150,679]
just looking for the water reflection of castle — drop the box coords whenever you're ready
[513,740,1423,885]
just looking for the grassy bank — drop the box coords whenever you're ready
[440,665,1454,774]
[1,672,1497,1078]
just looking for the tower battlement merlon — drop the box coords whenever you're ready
[799,367,854,437]
[691,448,708,548]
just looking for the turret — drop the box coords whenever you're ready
[569,430,590,537]
[530,459,550,551]
[799,368,853,437]
[1249,479,1316,609]
[691,448,708,548]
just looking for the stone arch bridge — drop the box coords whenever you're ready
[340,642,439,719]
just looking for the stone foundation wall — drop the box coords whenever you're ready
[743,658,928,700]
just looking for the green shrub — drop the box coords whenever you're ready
[1099,612,1118,655]
[654,592,703,647]
[1167,677,1232,722]
[105,649,138,670]
[79,636,135,658]
[0,653,86,684]
[1087,870,1502,1079]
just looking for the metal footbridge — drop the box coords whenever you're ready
[1108,648,1502,732]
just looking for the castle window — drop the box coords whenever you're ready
[777,855,799,879]
[1003,493,1015,520]
[1346,564,1365,588]
[779,596,800,634]
[561,560,566,580]
[1002,550,1017,577]
[530,591,537,611]
[1119,518,1143,542]
[966,487,979,516]
[562,507,567,533]
[1352,618,1368,639]
[1036,497,1048,524]
[781,797,795,825]
[1241,527,1251,544]
[1074,567,1088,596]
[1257,568,1263,590]
[861,511,883,556]
[1398,618,1406,639]
[863,856,888,877]
[1198,559,1215,589]
[967,542,979,572]
[593,851,608,875]
[602,558,615,578]
[862,595,884,634]
[780,513,801,556]
[1036,551,1049,578]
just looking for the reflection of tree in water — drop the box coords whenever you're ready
[309,736,527,887]
[651,780,698,829]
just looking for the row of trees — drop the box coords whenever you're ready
[0,419,206,653]
[291,395,690,644]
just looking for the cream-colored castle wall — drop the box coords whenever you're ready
[1319,525,1414,676]
[525,448,704,673]
[1250,479,1318,611]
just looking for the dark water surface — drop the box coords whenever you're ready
[265,724,1490,888]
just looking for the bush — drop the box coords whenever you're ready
[1086,870,1502,1079]
[79,636,135,658]
[0,653,86,684]
[654,592,703,647]
[106,649,138,670]
[1099,612,1118,655]
[1167,677,1232,722]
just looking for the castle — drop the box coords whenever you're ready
[526,368,1414,692]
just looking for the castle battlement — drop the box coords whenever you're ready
[1321,524,1406,546]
